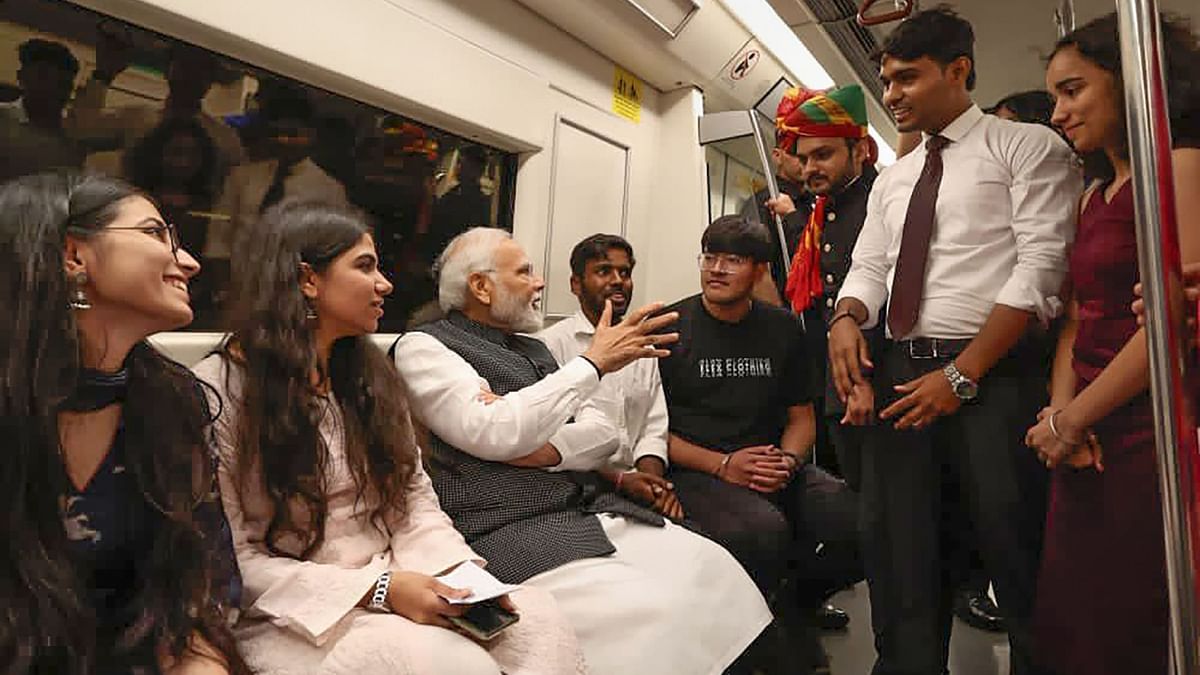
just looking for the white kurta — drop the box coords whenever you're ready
[193,355,586,675]
[394,332,773,675]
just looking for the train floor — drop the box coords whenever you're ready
[818,583,1010,675]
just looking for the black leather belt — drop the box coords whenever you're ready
[897,337,972,360]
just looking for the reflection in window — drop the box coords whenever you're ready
[704,145,766,222]
[0,0,516,331]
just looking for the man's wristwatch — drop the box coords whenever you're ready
[943,362,979,402]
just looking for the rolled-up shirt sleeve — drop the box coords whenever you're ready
[393,332,602,461]
[995,127,1079,323]
[837,178,892,329]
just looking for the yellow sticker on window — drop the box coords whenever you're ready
[613,66,642,123]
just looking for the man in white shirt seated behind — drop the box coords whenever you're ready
[536,234,682,519]
[392,227,771,675]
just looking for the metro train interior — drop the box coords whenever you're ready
[3,0,1199,673]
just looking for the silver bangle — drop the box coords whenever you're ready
[367,571,392,613]
[1048,411,1081,446]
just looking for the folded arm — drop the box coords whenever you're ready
[393,332,602,462]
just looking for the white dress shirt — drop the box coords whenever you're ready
[538,310,670,470]
[838,105,1080,339]
[394,331,620,472]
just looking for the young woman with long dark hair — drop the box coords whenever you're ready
[192,200,583,674]
[1026,13,1200,675]
[0,172,247,674]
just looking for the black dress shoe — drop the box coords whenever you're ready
[954,589,1006,633]
[815,603,850,631]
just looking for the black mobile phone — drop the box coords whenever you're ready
[449,599,520,641]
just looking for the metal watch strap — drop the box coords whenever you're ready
[943,362,976,400]
[367,570,392,613]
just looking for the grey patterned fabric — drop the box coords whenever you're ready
[412,311,663,583]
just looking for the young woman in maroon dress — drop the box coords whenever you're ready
[1025,13,1200,675]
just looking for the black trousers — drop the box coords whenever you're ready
[827,416,870,493]
[669,464,862,605]
[861,341,1049,675]
[669,468,798,597]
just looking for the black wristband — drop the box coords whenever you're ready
[829,311,859,329]
[579,355,603,379]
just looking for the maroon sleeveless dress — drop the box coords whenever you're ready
[1033,181,1168,675]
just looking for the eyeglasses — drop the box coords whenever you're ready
[697,252,752,271]
[102,222,182,259]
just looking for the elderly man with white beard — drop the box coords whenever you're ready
[392,228,772,675]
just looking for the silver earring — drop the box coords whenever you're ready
[69,272,91,310]
[305,300,318,320]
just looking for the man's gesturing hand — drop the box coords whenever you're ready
[582,300,679,374]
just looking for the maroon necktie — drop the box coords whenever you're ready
[887,135,950,338]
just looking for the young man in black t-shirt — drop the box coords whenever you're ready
[659,215,861,633]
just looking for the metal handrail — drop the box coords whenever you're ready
[1054,0,1075,37]
[856,0,915,27]
[746,114,791,279]
[1117,0,1200,672]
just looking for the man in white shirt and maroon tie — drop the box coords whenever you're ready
[827,8,1079,675]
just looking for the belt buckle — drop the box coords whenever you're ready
[906,339,940,360]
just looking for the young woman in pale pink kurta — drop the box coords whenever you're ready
[193,200,585,675]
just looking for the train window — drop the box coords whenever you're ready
[704,143,767,221]
[0,0,516,332]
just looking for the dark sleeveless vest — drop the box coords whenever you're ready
[412,312,662,583]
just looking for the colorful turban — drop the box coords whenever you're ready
[781,85,871,313]
[781,84,869,147]
[774,86,819,151]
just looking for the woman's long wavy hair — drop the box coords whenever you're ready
[222,200,418,559]
[1052,12,1200,181]
[0,172,247,674]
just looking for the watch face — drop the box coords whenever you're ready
[955,380,979,400]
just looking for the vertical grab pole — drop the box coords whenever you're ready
[1116,1,1200,672]
[747,111,791,275]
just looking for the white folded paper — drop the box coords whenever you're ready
[435,560,522,605]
